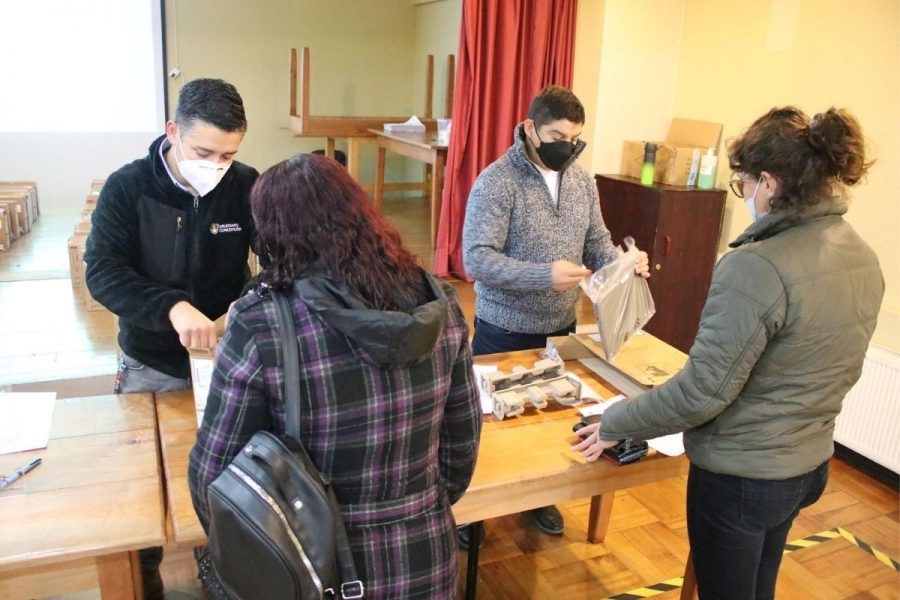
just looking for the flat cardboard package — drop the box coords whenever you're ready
[188,314,228,425]
[189,348,215,426]
[0,207,11,252]
[621,118,723,186]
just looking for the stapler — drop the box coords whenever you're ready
[602,439,648,465]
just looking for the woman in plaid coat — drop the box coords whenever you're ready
[189,153,482,599]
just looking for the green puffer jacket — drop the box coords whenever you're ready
[600,201,884,479]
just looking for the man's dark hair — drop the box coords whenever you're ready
[527,85,585,127]
[175,78,247,133]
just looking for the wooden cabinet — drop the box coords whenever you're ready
[594,174,726,354]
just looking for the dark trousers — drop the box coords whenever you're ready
[470,316,576,357]
[687,461,829,600]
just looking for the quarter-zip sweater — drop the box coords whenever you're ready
[85,135,259,378]
[462,123,618,334]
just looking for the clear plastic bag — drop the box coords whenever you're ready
[579,236,655,360]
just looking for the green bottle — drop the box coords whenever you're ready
[640,143,657,186]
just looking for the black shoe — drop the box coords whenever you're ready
[526,505,564,535]
[142,570,164,600]
[457,524,486,550]
[139,546,165,600]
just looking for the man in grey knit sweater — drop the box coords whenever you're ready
[461,86,649,543]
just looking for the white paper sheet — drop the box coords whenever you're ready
[578,394,625,417]
[0,392,57,455]
[648,433,685,456]
[576,393,685,456]
[190,355,215,426]
[472,364,497,414]
[384,115,426,133]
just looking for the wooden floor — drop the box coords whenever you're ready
[1,200,897,599]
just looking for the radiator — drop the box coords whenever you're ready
[834,345,900,473]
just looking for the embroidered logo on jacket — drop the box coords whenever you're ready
[210,223,242,234]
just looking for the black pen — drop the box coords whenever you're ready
[0,457,42,490]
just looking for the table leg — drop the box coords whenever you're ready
[680,552,699,600]
[373,145,385,210]
[464,521,483,600]
[587,492,615,543]
[348,138,362,183]
[430,152,445,248]
[96,550,142,599]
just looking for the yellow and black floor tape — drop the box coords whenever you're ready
[832,526,900,572]
[602,527,898,600]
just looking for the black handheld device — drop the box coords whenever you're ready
[572,420,648,465]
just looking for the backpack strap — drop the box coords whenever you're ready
[272,291,364,599]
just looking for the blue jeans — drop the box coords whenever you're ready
[113,351,191,600]
[114,352,192,394]
[470,317,576,357]
[687,461,829,600]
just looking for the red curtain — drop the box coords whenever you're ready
[432,0,578,278]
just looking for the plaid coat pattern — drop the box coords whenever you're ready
[189,275,482,599]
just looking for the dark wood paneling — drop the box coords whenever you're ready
[595,174,726,353]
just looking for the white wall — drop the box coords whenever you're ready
[0,0,428,210]
[588,0,685,176]
[0,134,156,209]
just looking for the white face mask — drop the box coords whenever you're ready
[176,136,231,197]
[744,179,763,221]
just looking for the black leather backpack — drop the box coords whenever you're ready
[203,290,364,599]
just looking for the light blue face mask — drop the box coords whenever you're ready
[744,179,763,221]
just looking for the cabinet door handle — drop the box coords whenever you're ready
[662,235,672,256]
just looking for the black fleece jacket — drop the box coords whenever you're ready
[85,135,259,378]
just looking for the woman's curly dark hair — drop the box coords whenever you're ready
[728,106,873,214]
[251,153,426,313]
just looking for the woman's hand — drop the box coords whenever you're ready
[571,421,620,462]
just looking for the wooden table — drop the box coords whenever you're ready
[155,350,688,595]
[0,394,165,600]
[368,129,449,248]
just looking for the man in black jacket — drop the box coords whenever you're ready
[84,78,259,599]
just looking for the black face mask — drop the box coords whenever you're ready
[531,131,578,171]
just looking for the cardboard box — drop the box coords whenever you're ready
[0,181,39,218]
[0,193,30,233]
[74,221,92,236]
[0,207,11,252]
[621,118,723,186]
[67,233,106,311]
[68,234,88,300]
[0,184,38,226]
[0,199,23,239]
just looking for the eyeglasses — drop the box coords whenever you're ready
[728,175,753,198]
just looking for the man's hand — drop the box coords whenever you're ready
[571,421,619,462]
[634,250,650,278]
[551,260,591,291]
[169,301,217,350]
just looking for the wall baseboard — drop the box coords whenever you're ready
[834,442,899,489]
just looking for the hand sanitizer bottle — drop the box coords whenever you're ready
[697,148,717,190]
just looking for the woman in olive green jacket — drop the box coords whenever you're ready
[573,107,884,600]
